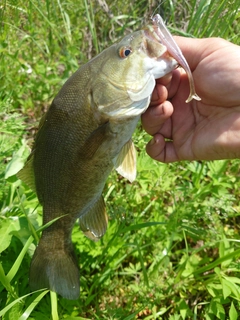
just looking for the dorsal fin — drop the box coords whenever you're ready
[113,139,136,183]
[17,153,36,192]
[79,196,108,241]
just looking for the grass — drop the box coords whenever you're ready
[1,0,240,319]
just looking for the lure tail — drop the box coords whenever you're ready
[29,231,80,300]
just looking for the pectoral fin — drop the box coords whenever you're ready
[17,153,36,192]
[79,196,108,241]
[113,139,136,183]
[80,121,110,159]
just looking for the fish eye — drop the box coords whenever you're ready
[119,47,132,58]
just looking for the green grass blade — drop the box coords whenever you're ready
[187,0,210,33]
[18,290,49,320]
[0,262,13,293]
[6,236,34,282]
[83,0,99,54]
[36,214,68,233]
[122,221,166,233]
[56,0,72,42]
[193,248,240,276]
[50,291,59,320]
[28,0,55,30]
[63,317,92,320]
[200,0,226,37]
[2,22,46,55]
[135,239,149,287]
[18,190,40,242]
[123,310,143,320]
[0,290,48,317]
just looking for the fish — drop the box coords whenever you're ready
[17,22,178,300]
[152,13,201,103]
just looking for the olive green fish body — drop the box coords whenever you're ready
[26,63,126,299]
[18,26,178,299]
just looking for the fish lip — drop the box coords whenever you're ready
[156,51,178,68]
[143,26,174,60]
[143,25,162,43]
[143,26,179,68]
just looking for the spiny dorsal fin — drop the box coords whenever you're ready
[113,139,136,183]
[17,153,36,192]
[79,196,108,242]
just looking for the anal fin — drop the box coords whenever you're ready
[79,196,108,241]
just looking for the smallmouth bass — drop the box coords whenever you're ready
[18,20,178,300]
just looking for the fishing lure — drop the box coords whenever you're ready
[152,14,201,103]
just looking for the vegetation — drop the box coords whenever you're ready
[1,0,240,319]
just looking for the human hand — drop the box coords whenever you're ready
[141,37,240,162]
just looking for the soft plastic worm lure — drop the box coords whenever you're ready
[152,14,201,103]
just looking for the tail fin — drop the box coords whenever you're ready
[29,239,80,300]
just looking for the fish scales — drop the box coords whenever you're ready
[18,21,182,299]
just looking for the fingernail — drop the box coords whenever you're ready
[149,137,155,145]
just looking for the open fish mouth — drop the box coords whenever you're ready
[144,24,163,43]
[143,25,178,67]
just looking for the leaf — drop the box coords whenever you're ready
[221,278,232,299]
[206,283,222,298]
[209,299,225,320]
[219,238,233,267]
[229,302,238,320]
[221,278,240,300]
[219,240,225,258]
[0,217,32,254]
[223,275,240,285]
[4,298,22,320]
[179,299,189,320]
[4,142,29,179]
[0,219,14,253]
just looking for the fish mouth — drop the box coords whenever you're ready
[144,24,162,43]
[157,51,179,69]
[143,25,178,67]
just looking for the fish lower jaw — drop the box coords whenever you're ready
[156,53,178,68]
[149,58,178,79]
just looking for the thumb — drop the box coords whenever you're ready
[173,36,206,71]
[173,36,232,71]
